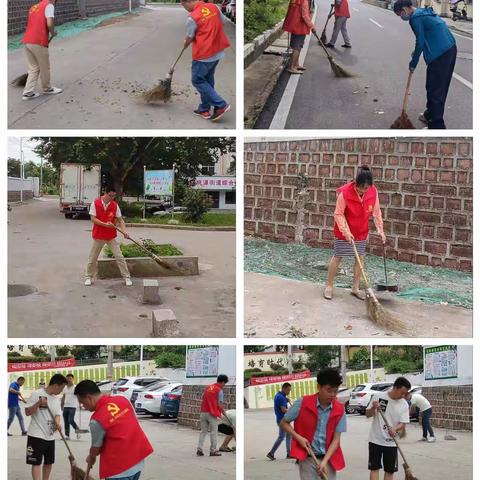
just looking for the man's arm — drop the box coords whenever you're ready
[86,420,105,466]
[409,17,425,71]
[184,17,196,48]
[365,397,379,418]
[114,216,129,238]
[25,396,45,416]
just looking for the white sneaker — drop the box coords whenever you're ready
[84,278,93,286]
[418,437,428,442]
[125,278,133,286]
[427,437,436,443]
[43,86,63,95]
[22,92,41,101]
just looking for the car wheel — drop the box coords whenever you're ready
[345,402,355,415]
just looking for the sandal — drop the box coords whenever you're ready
[220,447,233,452]
[297,66,307,71]
[210,450,222,456]
[287,68,304,74]
[350,290,366,301]
[323,286,333,300]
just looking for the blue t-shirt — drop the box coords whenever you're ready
[8,382,20,408]
[274,391,289,423]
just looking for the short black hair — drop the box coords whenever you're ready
[393,377,411,390]
[355,165,373,187]
[17,376,25,381]
[393,0,412,13]
[317,368,342,387]
[74,380,101,396]
[282,382,292,389]
[105,185,116,193]
[49,374,68,386]
[217,374,229,384]
[66,373,74,378]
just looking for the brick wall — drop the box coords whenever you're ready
[8,190,33,202]
[244,138,473,271]
[177,385,236,429]
[422,385,472,431]
[8,0,140,36]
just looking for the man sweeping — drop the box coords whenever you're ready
[197,374,229,457]
[324,165,385,301]
[267,382,292,460]
[180,0,231,121]
[74,380,154,480]
[25,374,68,480]
[406,390,435,443]
[22,0,63,100]
[280,369,347,479]
[326,0,352,49]
[366,377,411,480]
[61,374,88,440]
[85,186,132,287]
[393,0,457,129]
[218,409,236,453]
[8,376,28,437]
[283,0,316,74]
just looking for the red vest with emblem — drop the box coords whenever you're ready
[335,0,350,18]
[190,2,230,61]
[333,181,377,241]
[22,0,50,47]
[283,0,311,35]
[290,394,346,471]
[200,383,222,418]
[91,395,153,479]
[91,197,118,241]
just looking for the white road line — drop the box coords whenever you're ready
[453,72,473,90]
[369,18,383,28]
[451,30,473,41]
[270,7,318,129]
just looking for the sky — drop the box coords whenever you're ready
[8,137,41,163]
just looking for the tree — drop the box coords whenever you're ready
[155,352,186,368]
[182,187,213,223]
[244,346,269,353]
[70,346,102,360]
[305,346,340,373]
[347,347,370,370]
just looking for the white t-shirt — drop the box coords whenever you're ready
[220,409,236,428]
[63,384,79,409]
[27,389,62,441]
[368,391,410,447]
[89,199,122,218]
[410,393,431,412]
[45,4,55,18]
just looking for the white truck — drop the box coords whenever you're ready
[59,163,101,218]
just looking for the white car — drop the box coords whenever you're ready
[135,382,183,416]
[111,376,170,401]
[336,387,355,414]
[349,382,393,414]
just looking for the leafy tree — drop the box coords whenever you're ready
[347,347,370,370]
[305,346,340,373]
[55,346,71,357]
[8,157,59,194]
[182,187,213,222]
[70,346,102,360]
[155,352,186,368]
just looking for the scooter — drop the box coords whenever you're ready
[450,0,472,22]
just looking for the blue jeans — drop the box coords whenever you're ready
[191,60,227,112]
[269,422,291,456]
[421,407,435,438]
[107,473,141,480]
[62,407,79,437]
[7,406,26,433]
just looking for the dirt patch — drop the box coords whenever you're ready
[95,13,139,28]
[8,284,37,298]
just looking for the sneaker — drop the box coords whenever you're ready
[286,455,293,459]
[266,452,275,461]
[65,435,70,440]
[325,43,335,48]
[84,278,93,286]
[22,431,27,436]
[418,437,428,442]
[418,113,429,124]
[193,109,212,120]
[427,437,436,443]
[196,448,204,456]
[211,104,231,122]
[210,450,222,457]
[43,87,63,95]
[341,44,352,48]
[22,92,41,101]
[125,278,133,287]
[7,432,12,437]
[75,428,89,434]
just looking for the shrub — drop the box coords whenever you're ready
[154,352,185,368]
[104,240,183,258]
[118,201,144,218]
[182,187,213,223]
[384,359,421,374]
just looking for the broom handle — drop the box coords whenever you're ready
[382,243,388,284]
[322,5,334,31]
[84,463,92,480]
[170,46,187,73]
[112,225,161,261]
[377,410,410,467]
[306,446,329,480]
[46,405,77,461]
[313,31,335,61]
[351,241,371,289]
[402,71,413,112]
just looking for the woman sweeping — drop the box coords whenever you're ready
[324,165,386,300]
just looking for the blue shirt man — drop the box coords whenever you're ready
[267,383,292,460]
[8,376,28,436]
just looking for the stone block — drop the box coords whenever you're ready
[142,279,161,304]
[152,309,179,337]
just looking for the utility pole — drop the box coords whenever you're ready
[107,345,114,380]
[340,346,347,386]
[140,345,144,375]
[370,346,374,382]
[39,154,44,197]
[49,346,56,362]
[287,345,293,374]
[20,138,24,203]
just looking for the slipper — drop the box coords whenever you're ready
[220,447,233,452]
[323,287,333,300]
[350,290,366,301]
[287,68,304,74]
[297,66,307,71]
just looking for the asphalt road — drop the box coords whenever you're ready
[8,197,236,338]
[8,6,236,129]
[256,0,472,129]
[245,408,472,479]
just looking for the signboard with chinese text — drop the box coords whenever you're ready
[424,345,458,381]
[186,346,219,378]
[144,170,174,196]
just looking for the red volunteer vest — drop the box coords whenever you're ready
[92,198,118,241]
[335,0,351,18]
[22,0,50,47]
[200,383,222,418]
[190,2,230,61]
[91,395,154,479]
[333,181,377,241]
[290,394,346,471]
[283,0,312,35]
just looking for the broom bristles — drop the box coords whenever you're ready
[391,110,415,129]
[142,78,172,103]
[402,463,418,480]
[71,464,94,480]
[11,73,28,87]
[328,57,354,78]
[365,290,409,335]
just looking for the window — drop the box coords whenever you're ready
[225,191,236,204]
[201,165,215,175]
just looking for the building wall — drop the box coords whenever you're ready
[177,385,236,429]
[244,138,473,271]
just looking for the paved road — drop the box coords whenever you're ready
[245,408,472,479]
[244,272,472,338]
[8,198,235,338]
[256,0,472,129]
[8,405,235,480]
[8,6,236,129]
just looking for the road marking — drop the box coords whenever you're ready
[369,18,383,28]
[453,72,473,90]
[270,7,318,129]
[451,31,473,41]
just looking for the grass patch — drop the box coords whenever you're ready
[245,0,290,43]
[104,241,183,258]
[125,212,236,227]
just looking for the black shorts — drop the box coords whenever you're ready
[26,436,55,466]
[290,33,306,50]
[218,423,234,436]
[368,442,398,474]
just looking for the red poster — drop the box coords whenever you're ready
[8,358,77,373]
[250,370,311,386]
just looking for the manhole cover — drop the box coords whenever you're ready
[8,284,37,297]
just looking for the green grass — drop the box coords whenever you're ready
[104,242,183,258]
[125,212,236,227]
[245,0,290,43]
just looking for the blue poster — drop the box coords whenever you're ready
[144,170,174,196]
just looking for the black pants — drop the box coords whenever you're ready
[62,407,79,437]
[425,45,457,129]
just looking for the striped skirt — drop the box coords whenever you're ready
[334,239,367,258]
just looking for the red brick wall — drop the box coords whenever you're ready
[8,190,33,202]
[244,138,472,271]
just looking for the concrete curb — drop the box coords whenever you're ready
[448,24,473,38]
[125,222,235,231]
[244,20,285,68]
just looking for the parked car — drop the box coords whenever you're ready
[135,383,183,417]
[111,376,170,401]
[96,380,114,393]
[226,0,236,22]
[336,387,355,414]
[131,381,174,407]
[221,0,230,14]
[349,382,393,414]
[159,385,183,418]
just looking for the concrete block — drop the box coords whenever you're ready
[152,309,180,337]
[143,279,161,304]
